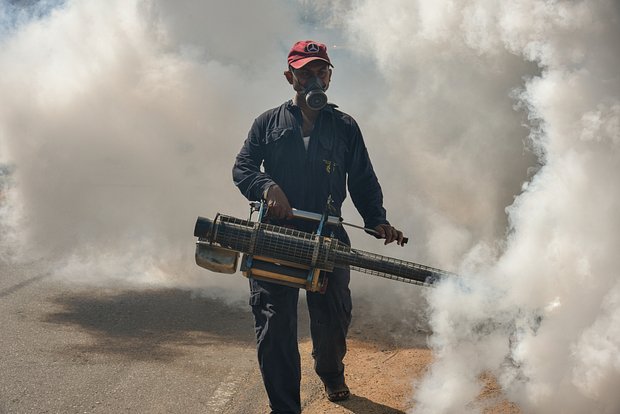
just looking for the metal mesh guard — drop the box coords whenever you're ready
[348,249,453,286]
[215,215,337,271]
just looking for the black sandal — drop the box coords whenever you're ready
[325,383,350,402]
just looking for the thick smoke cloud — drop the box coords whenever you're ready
[0,0,303,295]
[334,0,620,412]
[1,1,619,412]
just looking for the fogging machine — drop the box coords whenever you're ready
[194,201,455,292]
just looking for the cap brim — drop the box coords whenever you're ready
[289,57,333,69]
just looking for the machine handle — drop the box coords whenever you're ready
[249,201,408,245]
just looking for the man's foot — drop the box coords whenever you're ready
[324,383,350,402]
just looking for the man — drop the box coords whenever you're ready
[232,40,405,414]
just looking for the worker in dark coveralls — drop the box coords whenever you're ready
[232,40,405,414]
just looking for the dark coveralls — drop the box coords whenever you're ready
[232,100,388,414]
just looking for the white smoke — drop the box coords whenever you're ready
[332,0,620,412]
[1,0,619,411]
[0,0,303,296]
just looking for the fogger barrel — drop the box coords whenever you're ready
[194,214,453,287]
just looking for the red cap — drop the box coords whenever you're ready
[287,40,333,69]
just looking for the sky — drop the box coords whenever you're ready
[1,0,619,412]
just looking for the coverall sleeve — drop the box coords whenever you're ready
[346,120,389,230]
[232,118,276,201]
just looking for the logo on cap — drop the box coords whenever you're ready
[305,43,320,53]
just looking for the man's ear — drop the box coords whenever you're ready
[284,70,294,85]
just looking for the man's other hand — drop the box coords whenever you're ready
[265,185,293,219]
[373,224,405,246]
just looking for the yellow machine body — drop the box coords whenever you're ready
[241,254,327,292]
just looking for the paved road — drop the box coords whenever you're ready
[0,260,277,414]
[0,259,431,414]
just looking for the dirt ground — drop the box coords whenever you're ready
[298,338,521,414]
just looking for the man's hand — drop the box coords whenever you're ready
[265,184,293,220]
[373,224,406,246]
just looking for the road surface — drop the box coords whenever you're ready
[0,259,516,413]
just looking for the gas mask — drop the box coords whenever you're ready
[302,76,328,111]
